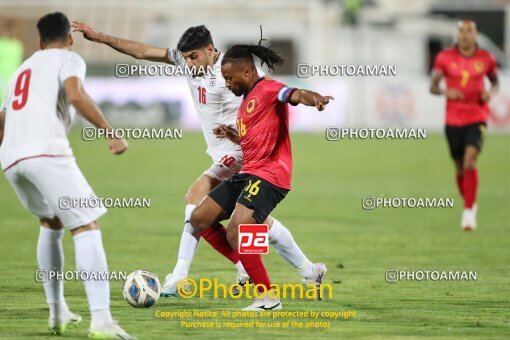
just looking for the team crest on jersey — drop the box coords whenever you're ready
[473,60,484,73]
[246,98,258,114]
[209,77,216,87]
[246,99,255,113]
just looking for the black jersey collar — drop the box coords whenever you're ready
[243,77,265,99]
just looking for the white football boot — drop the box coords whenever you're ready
[231,271,252,296]
[88,320,135,339]
[48,312,82,335]
[242,294,282,311]
[160,272,192,297]
[461,204,477,231]
[302,263,328,300]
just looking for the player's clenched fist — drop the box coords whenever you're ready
[71,21,103,42]
[213,124,240,144]
[480,90,491,103]
[445,88,465,101]
[108,137,128,155]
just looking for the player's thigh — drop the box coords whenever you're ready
[464,123,485,155]
[186,173,222,205]
[235,174,288,225]
[445,125,465,161]
[21,157,107,231]
[205,173,245,221]
[188,152,242,204]
[190,195,229,232]
[4,165,54,220]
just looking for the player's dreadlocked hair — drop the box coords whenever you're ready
[222,44,284,71]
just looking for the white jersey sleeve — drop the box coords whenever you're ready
[59,52,86,84]
[167,48,187,69]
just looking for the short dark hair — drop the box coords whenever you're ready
[177,25,213,52]
[456,17,478,30]
[37,12,70,45]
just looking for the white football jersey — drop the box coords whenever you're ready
[0,49,86,170]
[168,48,263,162]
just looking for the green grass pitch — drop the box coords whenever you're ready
[0,131,509,339]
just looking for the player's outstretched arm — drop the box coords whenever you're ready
[71,21,171,64]
[289,89,334,111]
[65,77,128,155]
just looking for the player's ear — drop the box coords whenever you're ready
[38,38,43,50]
[206,44,214,56]
[243,65,250,79]
[68,33,74,47]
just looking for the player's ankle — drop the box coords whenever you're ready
[91,308,113,328]
[297,260,314,278]
[49,301,71,321]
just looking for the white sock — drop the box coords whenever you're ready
[268,218,314,278]
[168,204,199,285]
[235,261,249,278]
[171,259,191,284]
[91,309,113,327]
[37,227,70,320]
[297,260,314,279]
[177,204,199,261]
[73,230,112,326]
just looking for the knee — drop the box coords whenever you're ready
[184,188,195,205]
[40,217,64,230]
[463,157,477,170]
[226,226,237,246]
[189,209,209,233]
[185,181,207,205]
[70,221,100,236]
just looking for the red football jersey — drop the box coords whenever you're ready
[433,47,497,126]
[237,78,296,190]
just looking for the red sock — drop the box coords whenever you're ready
[462,168,478,209]
[456,174,464,197]
[200,225,271,292]
[200,225,240,264]
[239,253,271,292]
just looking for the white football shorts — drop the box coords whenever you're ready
[203,151,243,182]
[4,156,106,229]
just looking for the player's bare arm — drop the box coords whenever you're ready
[213,124,240,144]
[429,71,464,100]
[64,76,128,155]
[0,110,5,145]
[71,21,171,63]
[289,89,334,111]
[481,73,499,103]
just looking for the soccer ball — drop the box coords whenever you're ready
[123,270,161,308]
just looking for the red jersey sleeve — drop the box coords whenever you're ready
[262,79,297,105]
[433,51,448,75]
